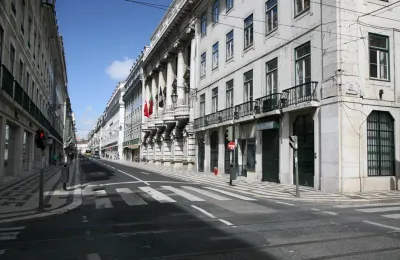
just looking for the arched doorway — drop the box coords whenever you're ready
[210,131,218,171]
[293,114,314,187]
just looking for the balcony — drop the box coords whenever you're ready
[194,117,204,129]
[282,81,318,107]
[234,101,257,120]
[174,99,190,121]
[219,107,234,123]
[163,105,175,124]
[1,65,14,98]
[205,112,219,126]
[256,93,282,114]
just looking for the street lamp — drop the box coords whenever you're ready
[171,92,178,104]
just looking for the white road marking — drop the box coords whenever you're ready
[191,205,216,219]
[118,170,150,185]
[182,186,231,201]
[218,219,233,226]
[82,216,88,223]
[356,206,400,213]
[275,201,294,206]
[204,187,257,201]
[87,253,101,260]
[382,213,400,219]
[141,171,150,175]
[0,249,8,255]
[363,220,400,232]
[0,227,25,231]
[94,190,107,197]
[86,181,141,188]
[139,187,176,203]
[311,208,320,211]
[0,232,19,241]
[162,186,205,202]
[323,211,338,215]
[335,203,400,208]
[94,197,113,209]
[116,188,148,206]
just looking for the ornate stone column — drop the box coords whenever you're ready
[176,45,187,105]
[151,73,158,117]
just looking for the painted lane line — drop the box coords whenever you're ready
[356,206,400,213]
[139,187,176,203]
[0,232,19,241]
[0,249,8,255]
[191,205,216,219]
[181,186,231,201]
[141,171,150,175]
[335,203,400,208]
[0,226,25,231]
[82,216,88,223]
[323,211,338,215]
[382,213,400,219]
[118,170,150,185]
[275,201,294,206]
[363,220,400,232]
[116,188,148,206]
[311,208,320,211]
[162,186,205,202]
[204,187,257,201]
[94,197,113,209]
[94,190,107,197]
[86,181,141,188]
[87,253,102,260]
[218,219,233,226]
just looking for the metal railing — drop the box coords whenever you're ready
[194,117,204,129]
[234,100,257,119]
[282,81,318,106]
[205,112,219,126]
[14,80,23,106]
[256,93,282,113]
[1,65,14,97]
[219,107,234,122]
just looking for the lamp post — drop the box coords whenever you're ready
[171,92,178,107]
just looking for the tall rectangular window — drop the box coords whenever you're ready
[369,34,389,80]
[226,80,233,108]
[212,0,220,24]
[212,42,219,70]
[244,70,253,102]
[266,58,278,94]
[201,13,207,36]
[32,81,35,99]
[33,31,37,59]
[295,42,311,85]
[212,87,218,113]
[266,0,278,34]
[244,14,253,49]
[28,17,32,48]
[11,0,16,16]
[10,44,15,74]
[200,52,206,78]
[200,94,205,117]
[295,0,310,16]
[0,26,4,65]
[226,0,234,11]
[21,0,26,34]
[26,72,30,96]
[226,30,234,60]
[19,60,23,85]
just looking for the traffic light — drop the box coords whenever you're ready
[35,130,46,150]
[225,126,233,142]
[289,135,298,150]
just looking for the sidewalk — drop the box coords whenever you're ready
[0,159,82,224]
[102,158,400,204]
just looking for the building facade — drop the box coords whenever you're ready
[192,0,400,192]
[122,49,145,162]
[141,0,198,169]
[0,0,70,185]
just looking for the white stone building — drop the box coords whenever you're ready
[141,0,198,169]
[192,0,400,192]
[0,0,70,185]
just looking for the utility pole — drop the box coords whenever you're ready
[289,135,300,198]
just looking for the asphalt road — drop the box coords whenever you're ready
[0,156,399,259]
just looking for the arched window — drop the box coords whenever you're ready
[367,111,395,176]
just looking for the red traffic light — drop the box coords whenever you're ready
[39,132,44,138]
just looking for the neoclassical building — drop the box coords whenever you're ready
[141,0,198,169]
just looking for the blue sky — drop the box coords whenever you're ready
[56,0,172,138]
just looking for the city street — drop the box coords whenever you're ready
[0,156,399,260]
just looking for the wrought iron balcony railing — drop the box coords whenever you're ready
[234,100,257,119]
[256,93,282,113]
[194,117,204,129]
[205,112,219,126]
[1,65,14,98]
[219,107,234,122]
[282,81,318,107]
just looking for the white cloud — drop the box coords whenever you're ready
[105,57,134,81]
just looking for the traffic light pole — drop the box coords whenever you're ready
[38,150,45,211]
[294,149,299,198]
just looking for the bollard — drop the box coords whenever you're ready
[61,163,70,190]
[213,167,218,176]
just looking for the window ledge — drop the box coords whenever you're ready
[243,44,254,55]
[212,66,219,72]
[226,7,234,15]
[294,8,311,20]
[265,28,278,41]
[212,22,218,28]
[368,77,391,84]
[226,57,234,65]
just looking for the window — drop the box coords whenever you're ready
[295,42,311,85]
[244,14,253,49]
[244,70,253,102]
[367,111,395,177]
[26,72,30,95]
[226,0,234,11]
[33,31,37,59]
[200,94,205,117]
[0,26,3,65]
[32,81,35,99]
[21,0,26,33]
[11,0,16,16]
[10,44,15,74]
[28,17,32,48]
[212,0,219,24]
[266,58,278,94]
[295,0,310,16]
[212,42,219,70]
[226,30,234,60]
[201,13,207,36]
[226,80,233,108]
[200,52,206,77]
[369,34,389,80]
[19,60,23,84]
[212,87,218,113]
[266,0,278,34]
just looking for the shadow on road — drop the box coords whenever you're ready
[79,156,115,183]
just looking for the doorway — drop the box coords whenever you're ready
[210,131,218,171]
[262,129,279,182]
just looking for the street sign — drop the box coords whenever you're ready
[227,141,236,150]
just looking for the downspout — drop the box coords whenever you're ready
[337,0,343,193]
[319,0,324,190]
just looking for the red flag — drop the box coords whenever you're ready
[144,101,149,118]
[149,94,154,116]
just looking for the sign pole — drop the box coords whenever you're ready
[294,149,299,198]
[38,150,45,211]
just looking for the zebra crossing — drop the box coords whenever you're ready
[0,226,25,244]
[83,185,258,209]
[335,203,400,220]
